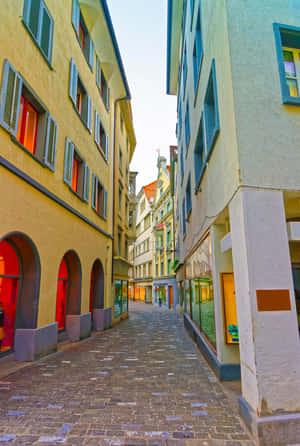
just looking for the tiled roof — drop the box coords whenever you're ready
[143,180,157,203]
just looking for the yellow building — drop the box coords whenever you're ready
[152,155,176,308]
[0,0,135,361]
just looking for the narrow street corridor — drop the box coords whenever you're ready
[0,303,254,446]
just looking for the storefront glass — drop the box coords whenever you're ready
[186,234,216,346]
[114,280,122,317]
[122,281,128,313]
[185,280,190,314]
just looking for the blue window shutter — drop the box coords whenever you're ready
[39,2,54,62]
[64,138,74,186]
[104,189,108,219]
[105,135,109,162]
[83,164,90,202]
[89,39,95,71]
[69,58,78,105]
[94,111,100,146]
[92,173,98,210]
[72,0,80,34]
[87,95,92,133]
[0,60,23,137]
[23,0,31,25]
[44,114,58,171]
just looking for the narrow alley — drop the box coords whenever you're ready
[0,303,254,446]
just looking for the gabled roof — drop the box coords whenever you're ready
[143,180,157,204]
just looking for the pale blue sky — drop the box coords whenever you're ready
[106,0,177,191]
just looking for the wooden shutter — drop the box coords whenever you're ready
[64,138,74,186]
[69,59,78,105]
[87,95,92,133]
[103,189,108,219]
[89,38,95,72]
[83,164,90,202]
[92,174,98,210]
[105,135,109,162]
[72,0,80,34]
[44,114,57,171]
[94,111,100,147]
[40,2,53,62]
[0,60,23,137]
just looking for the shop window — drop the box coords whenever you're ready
[221,273,239,344]
[204,59,220,160]
[0,241,21,352]
[122,281,128,313]
[194,114,206,191]
[114,280,122,317]
[273,23,300,105]
[72,0,94,70]
[186,175,192,218]
[92,174,108,219]
[185,104,190,153]
[0,60,57,170]
[69,59,92,131]
[193,7,203,92]
[292,264,300,331]
[96,57,110,110]
[64,138,90,202]
[94,110,109,160]
[23,0,54,64]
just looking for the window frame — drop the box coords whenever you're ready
[94,110,109,161]
[63,138,90,202]
[204,59,220,161]
[69,59,92,132]
[185,103,191,155]
[72,0,94,71]
[91,173,108,219]
[194,113,206,192]
[96,56,110,111]
[273,23,300,106]
[193,4,203,96]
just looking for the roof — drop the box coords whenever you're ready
[166,0,184,95]
[143,180,157,203]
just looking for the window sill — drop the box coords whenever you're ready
[92,207,107,221]
[283,96,300,106]
[72,103,90,132]
[68,186,85,202]
[95,141,108,163]
[10,136,47,169]
[21,20,54,71]
[97,86,110,112]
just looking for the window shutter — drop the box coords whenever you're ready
[87,95,92,133]
[92,174,98,210]
[104,189,108,219]
[89,38,95,72]
[0,60,23,137]
[64,138,74,186]
[94,111,100,147]
[83,164,90,203]
[105,135,109,162]
[44,114,58,171]
[69,59,78,105]
[106,87,110,111]
[27,0,41,40]
[96,56,101,89]
[23,0,31,25]
[72,0,80,34]
[40,3,53,62]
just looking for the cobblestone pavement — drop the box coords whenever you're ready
[0,302,255,446]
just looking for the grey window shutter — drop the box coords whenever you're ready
[106,87,110,111]
[44,114,58,171]
[72,0,80,34]
[0,60,23,137]
[105,135,109,162]
[92,173,98,210]
[96,56,101,88]
[28,0,41,39]
[40,3,54,62]
[104,189,108,219]
[64,138,74,186]
[87,95,92,133]
[89,39,95,72]
[69,59,78,105]
[83,164,90,202]
[94,110,100,146]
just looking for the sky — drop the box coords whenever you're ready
[106,0,177,192]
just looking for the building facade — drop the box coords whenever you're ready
[112,100,136,325]
[0,0,134,361]
[131,180,156,303]
[167,0,300,443]
[152,156,177,308]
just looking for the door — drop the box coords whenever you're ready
[221,273,239,344]
[169,286,173,308]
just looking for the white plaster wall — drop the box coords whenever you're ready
[134,190,154,274]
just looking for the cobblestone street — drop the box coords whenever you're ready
[0,303,254,446]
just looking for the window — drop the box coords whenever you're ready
[64,138,90,202]
[94,111,109,160]
[140,199,146,214]
[125,198,129,222]
[180,147,184,183]
[120,114,124,133]
[118,231,122,256]
[193,9,203,92]
[190,0,195,28]
[144,214,151,230]
[204,60,220,159]
[129,210,133,229]
[160,261,164,276]
[126,137,129,152]
[96,57,110,110]
[69,59,92,132]
[167,229,172,248]
[178,103,182,140]
[72,0,94,70]
[156,263,159,277]
[186,175,192,218]
[273,24,300,105]
[185,104,191,152]
[118,184,123,214]
[182,199,186,236]
[0,60,57,170]
[166,201,171,213]
[23,0,54,64]
[167,258,172,275]
[194,114,206,191]
[119,148,123,172]
[182,47,187,93]
[160,208,164,220]
[125,238,128,259]
[91,174,108,219]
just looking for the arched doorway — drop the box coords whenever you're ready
[0,233,40,354]
[90,259,104,330]
[56,251,81,335]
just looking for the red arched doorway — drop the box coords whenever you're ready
[56,257,69,331]
[0,240,20,352]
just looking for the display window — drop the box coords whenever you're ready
[56,258,69,331]
[114,280,122,317]
[122,281,128,313]
[0,240,20,352]
[292,264,300,331]
[221,273,239,343]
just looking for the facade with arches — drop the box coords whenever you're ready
[0,0,135,360]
